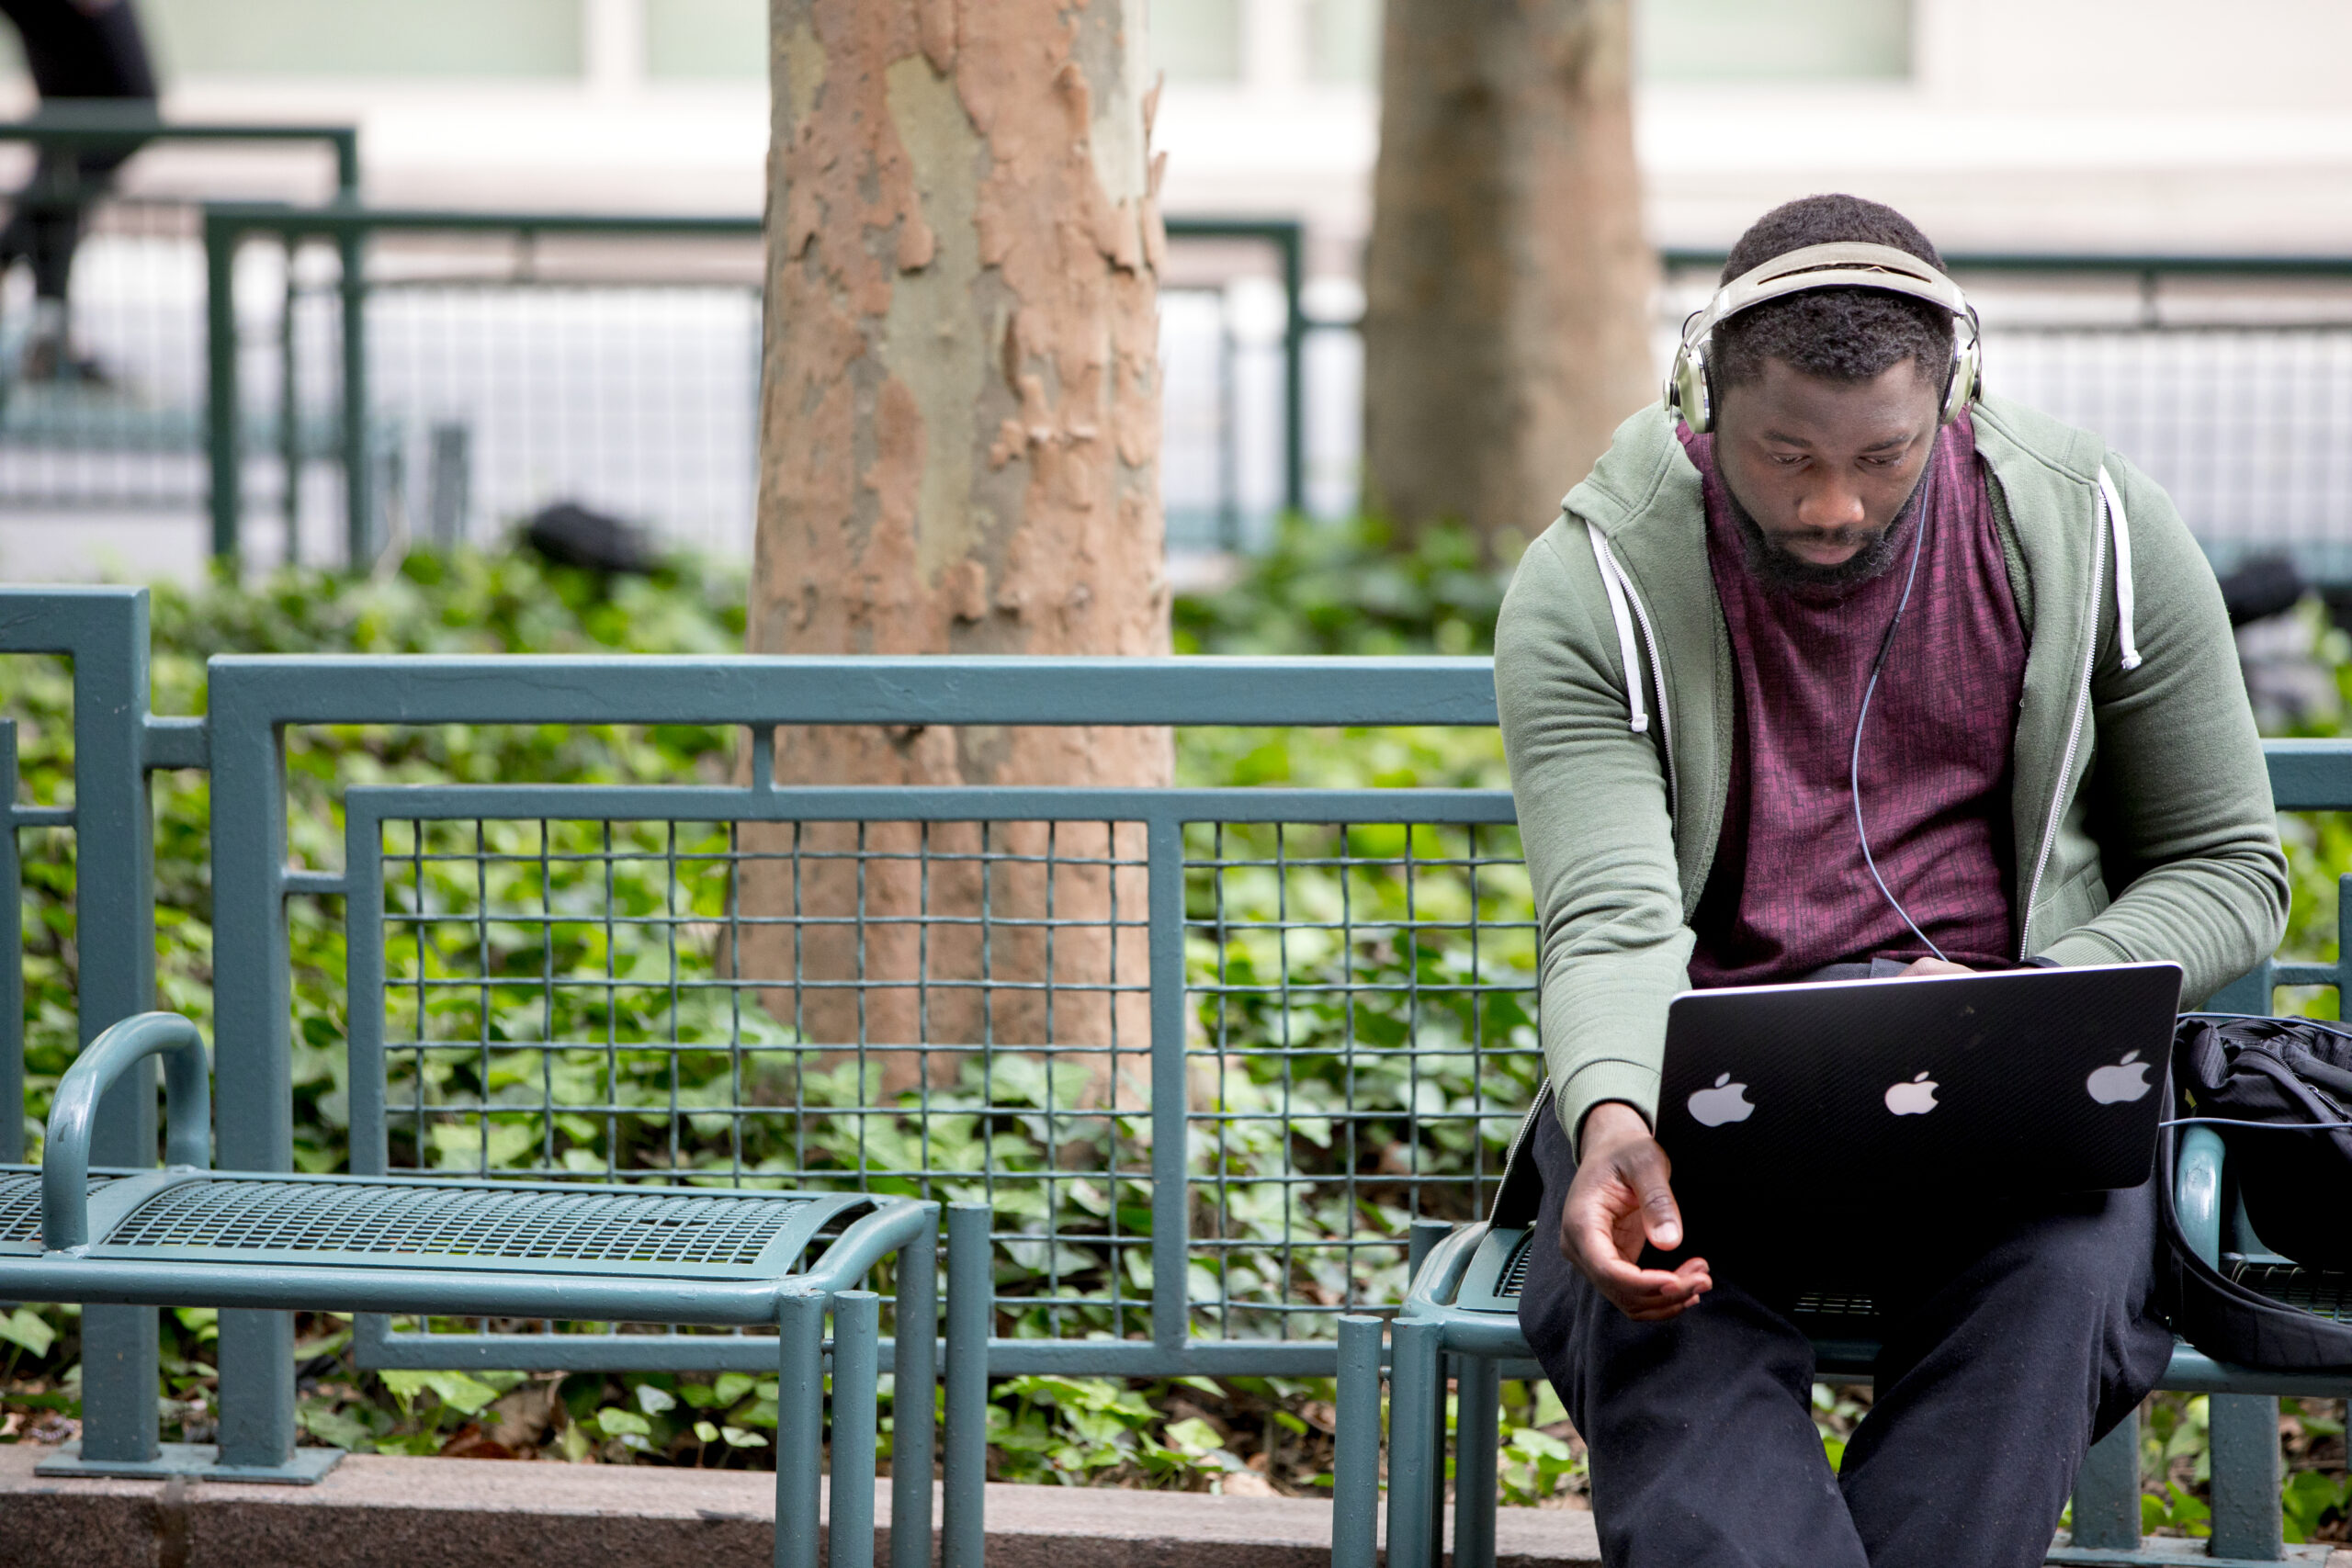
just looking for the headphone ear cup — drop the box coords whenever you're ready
[1674,341,1713,434]
[1941,331,1981,424]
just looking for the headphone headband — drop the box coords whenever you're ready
[1686,242,1973,352]
[1667,240,1983,434]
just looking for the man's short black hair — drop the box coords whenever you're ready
[1711,194,1953,396]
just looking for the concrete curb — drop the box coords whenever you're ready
[0,1443,1603,1567]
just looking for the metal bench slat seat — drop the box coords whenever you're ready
[0,1013,940,1568]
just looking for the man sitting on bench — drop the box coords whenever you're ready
[1493,194,2289,1568]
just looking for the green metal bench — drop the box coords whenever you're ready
[0,1010,941,1568]
[1333,1122,2349,1568]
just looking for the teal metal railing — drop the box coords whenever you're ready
[8,583,2352,1541]
[198,206,1312,569]
[0,109,358,525]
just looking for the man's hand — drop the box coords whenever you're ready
[1559,1102,1713,1322]
[1900,956,1973,977]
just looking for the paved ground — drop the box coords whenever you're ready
[0,1440,1602,1567]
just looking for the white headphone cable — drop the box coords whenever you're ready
[1851,449,1949,964]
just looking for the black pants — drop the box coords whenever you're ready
[1517,1109,2173,1568]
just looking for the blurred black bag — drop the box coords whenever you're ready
[2156,1015,2352,1371]
[2175,1015,2352,1270]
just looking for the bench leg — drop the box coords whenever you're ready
[942,1202,990,1568]
[1386,1317,1442,1568]
[889,1207,938,1568]
[2209,1393,2282,1562]
[1331,1315,1384,1568]
[830,1291,881,1568]
[1453,1354,1500,1568]
[775,1291,827,1568]
[215,1309,297,1472]
[2069,1410,2140,1551]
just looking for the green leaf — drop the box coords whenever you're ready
[0,1307,55,1358]
[634,1383,677,1416]
[595,1407,653,1438]
[1163,1417,1228,1456]
[379,1369,502,1418]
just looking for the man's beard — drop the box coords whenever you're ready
[1725,479,1924,597]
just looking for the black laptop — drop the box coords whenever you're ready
[1655,962,2183,1201]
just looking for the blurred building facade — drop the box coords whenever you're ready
[13,0,2350,258]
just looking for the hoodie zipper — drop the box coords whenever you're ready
[2017,492,2107,959]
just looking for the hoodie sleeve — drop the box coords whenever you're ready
[2035,455,2290,1002]
[1496,520,1695,1154]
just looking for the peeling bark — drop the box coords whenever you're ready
[1363,0,1657,553]
[749,0,1167,1090]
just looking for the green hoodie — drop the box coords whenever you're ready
[1495,392,2290,1153]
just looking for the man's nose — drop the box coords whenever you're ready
[1795,479,1867,533]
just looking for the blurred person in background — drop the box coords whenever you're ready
[0,0,155,384]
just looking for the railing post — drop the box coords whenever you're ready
[2209,1393,2283,1562]
[888,1207,937,1568]
[1332,1315,1383,1568]
[775,1291,826,1568]
[1277,219,1304,519]
[338,216,371,569]
[0,719,21,1167]
[1452,1352,1500,1568]
[2069,1413,2141,1551]
[942,1203,990,1568]
[51,592,157,1467]
[277,241,301,568]
[828,1291,880,1568]
[206,210,242,565]
[206,662,299,1474]
[1385,1316,1442,1568]
[1147,814,1190,1358]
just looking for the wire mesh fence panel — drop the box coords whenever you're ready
[1988,325,2352,580]
[0,201,206,511]
[345,787,1540,1369]
[364,810,1158,1350]
[1182,818,1540,1343]
[359,278,763,558]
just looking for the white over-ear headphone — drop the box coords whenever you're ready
[1665,242,1984,435]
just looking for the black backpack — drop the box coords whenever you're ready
[2158,1014,2352,1370]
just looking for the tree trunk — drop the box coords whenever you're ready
[1363,0,1656,553]
[746,0,1168,1094]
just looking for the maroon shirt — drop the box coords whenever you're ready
[1682,416,2029,987]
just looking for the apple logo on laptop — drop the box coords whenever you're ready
[1687,1073,1755,1127]
[1884,1072,1939,1116]
[2086,1050,2154,1104]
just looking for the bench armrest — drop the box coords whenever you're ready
[45,1011,211,1252]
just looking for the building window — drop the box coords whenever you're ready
[1639,0,1910,82]
[1308,0,1380,85]
[144,0,584,78]
[646,0,766,80]
[1153,0,1244,83]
